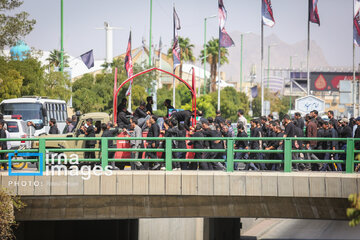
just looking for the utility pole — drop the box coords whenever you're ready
[149,0,153,66]
[60,0,64,72]
[203,15,216,95]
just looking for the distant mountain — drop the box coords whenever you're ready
[192,31,329,83]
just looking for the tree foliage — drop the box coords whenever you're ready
[348,193,360,227]
[0,0,36,49]
[200,38,229,93]
[46,49,69,68]
[0,188,25,239]
[0,56,71,102]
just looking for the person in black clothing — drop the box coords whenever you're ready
[188,124,206,170]
[234,123,249,170]
[147,115,160,169]
[48,118,59,134]
[339,118,352,167]
[146,96,153,115]
[202,123,226,170]
[163,119,180,169]
[177,123,187,170]
[321,121,341,171]
[82,118,96,162]
[170,110,192,131]
[283,115,295,138]
[266,125,283,171]
[117,98,132,115]
[117,105,131,129]
[327,110,339,133]
[134,101,151,129]
[295,112,305,131]
[164,99,175,117]
[214,110,226,125]
[354,117,360,171]
[0,121,7,170]
[247,119,262,171]
[101,122,121,169]
[264,122,278,170]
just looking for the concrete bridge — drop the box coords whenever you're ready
[1,171,358,239]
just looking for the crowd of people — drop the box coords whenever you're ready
[1,97,360,172]
[115,97,360,171]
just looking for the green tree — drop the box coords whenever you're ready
[43,71,71,101]
[348,193,360,227]
[209,87,249,121]
[0,188,25,239]
[167,36,195,79]
[0,69,23,102]
[7,57,46,96]
[0,0,36,49]
[46,49,69,69]
[200,38,229,93]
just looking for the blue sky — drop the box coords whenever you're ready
[15,0,358,66]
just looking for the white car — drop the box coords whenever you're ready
[4,115,28,150]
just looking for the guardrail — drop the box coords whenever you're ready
[0,137,359,173]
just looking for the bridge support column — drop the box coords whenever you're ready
[203,218,241,240]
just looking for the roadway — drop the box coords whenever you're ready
[242,218,360,240]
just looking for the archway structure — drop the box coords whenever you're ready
[113,67,197,125]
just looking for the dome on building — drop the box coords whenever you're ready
[10,40,30,61]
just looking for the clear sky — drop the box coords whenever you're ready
[14,0,359,67]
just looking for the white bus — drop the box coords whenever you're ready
[0,97,68,136]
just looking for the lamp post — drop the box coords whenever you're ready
[203,15,216,95]
[289,55,297,110]
[60,0,64,72]
[240,32,251,92]
[149,0,153,66]
[267,43,277,88]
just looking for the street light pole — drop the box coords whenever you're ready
[203,17,207,95]
[267,44,277,89]
[240,34,243,92]
[60,0,64,72]
[203,15,216,95]
[149,0,153,67]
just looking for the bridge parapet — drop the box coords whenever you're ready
[1,171,358,199]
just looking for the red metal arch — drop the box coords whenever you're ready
[113,67,197,125]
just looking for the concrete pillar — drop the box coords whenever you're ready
[203,218,241,240]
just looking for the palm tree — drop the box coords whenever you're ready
[167,36,195,79]
[200,38,229,93]
[46,49,69,69]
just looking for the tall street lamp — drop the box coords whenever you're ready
[289,55,297,111]
[203,15,217,95]
[267,43,277,88]
[240,32,251,92]
[60,0,64,72]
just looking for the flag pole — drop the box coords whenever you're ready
[353,0,356,116]
[307,0,311,96]
[173,3,176,109]
[260,5,264,116]
[128,28,132,113]
[217,28,221,111]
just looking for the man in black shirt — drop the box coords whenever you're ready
[188,124,206,170]
[214,110,226,125]
[82,118,96,162]
[327,110,339,133]
[134,101,151,129]
[101,122,121,169]
[283,115,295,138]
[170,110,192,131]
[246,119,261,171]
[117,106,131,129]
[164,99,175,118]
[295,112,305,131]
[234,123,249,170]
[48,118,59,134]
[147,115,160,169]
[146,96,153,115]
[0,121,7,170]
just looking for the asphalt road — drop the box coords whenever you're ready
[242,218,360,240]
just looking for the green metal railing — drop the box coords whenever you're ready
[0,137,359,173]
